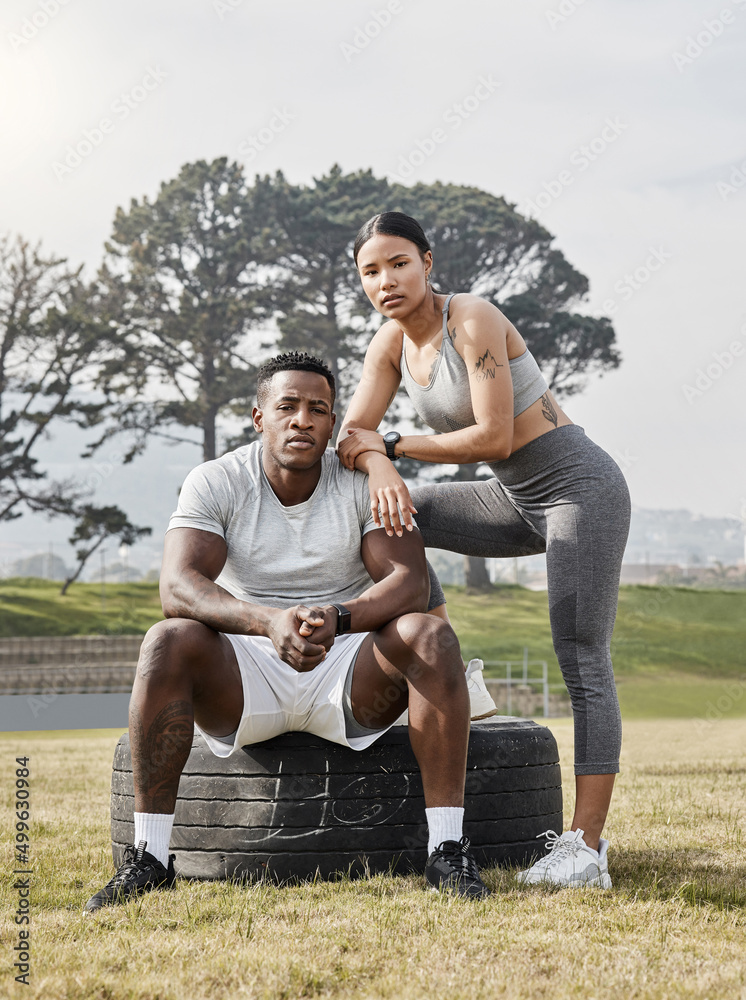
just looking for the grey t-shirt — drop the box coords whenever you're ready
[167,442,379,609]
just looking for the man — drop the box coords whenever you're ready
[85,352,489,911]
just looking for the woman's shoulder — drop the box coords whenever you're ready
[367,319,404,364]
[449,292,505,323]
[447,293,511,346]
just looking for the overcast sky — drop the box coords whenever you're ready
[1,0,745,568]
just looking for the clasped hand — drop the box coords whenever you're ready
[267,605,337,672]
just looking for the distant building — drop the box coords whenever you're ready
[620,562,745,587]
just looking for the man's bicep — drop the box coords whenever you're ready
[361,526,428,584]
[162,527,228,583]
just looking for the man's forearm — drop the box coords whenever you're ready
[161,568,274,637]
[341,567,429,634]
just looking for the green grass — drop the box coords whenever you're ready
[1,721,745,999]
[615,674,746,720]
[0,577,162,636]
[442,584,746,680]
[611,585,746,677]
[441,584,746,720]
[2,579,745,719]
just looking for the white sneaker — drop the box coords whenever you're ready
[516,829,612,889]
[395,658,499,724]
[465,659,499,720]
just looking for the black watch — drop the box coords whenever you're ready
[383,431,401,461]
[330,603,351,635]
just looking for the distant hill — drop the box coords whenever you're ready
[8,553,70,581]
[426,506,745,589]
[2,505,744,587]
[625,507,744,566]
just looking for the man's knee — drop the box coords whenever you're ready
[390,613,462,672]
[136,618,215,683]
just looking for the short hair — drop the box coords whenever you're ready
[353,211,432,266]
[256,351,336,407]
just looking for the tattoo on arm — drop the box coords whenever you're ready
[541,394,558,427]
[449,324,457,343]
[472,349,503,381]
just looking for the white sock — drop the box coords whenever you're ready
[133,812,174,867]
[425,806,464,856]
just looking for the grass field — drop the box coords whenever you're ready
[2,579,744,720]
[1,721,744,999]
[0,578,162,637]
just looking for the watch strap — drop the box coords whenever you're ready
[330,603,352,635]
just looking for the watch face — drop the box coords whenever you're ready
[383,431,400,461]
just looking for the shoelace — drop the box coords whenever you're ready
[436,837,481,880]
[107,842,157,887]
[535,830,583,869]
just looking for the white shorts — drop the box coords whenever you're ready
[195,631,396,758]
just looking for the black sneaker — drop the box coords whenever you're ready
[84,841,175,912]
[425,836,491,899]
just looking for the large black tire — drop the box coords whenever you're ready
[111,719,562,881]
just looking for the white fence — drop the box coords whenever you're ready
[483,647,551,717]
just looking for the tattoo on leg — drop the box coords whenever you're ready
[130,700,193,812]
[472,349,503,381]
[541,394,558,427]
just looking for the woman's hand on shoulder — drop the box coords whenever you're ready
[337,427,386,469]
[363,453,418,537]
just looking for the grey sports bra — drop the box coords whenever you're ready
[399,293,548,433]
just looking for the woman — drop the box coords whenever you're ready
[337,212,630,888]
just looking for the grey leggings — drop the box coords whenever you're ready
[415,425,630,775]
